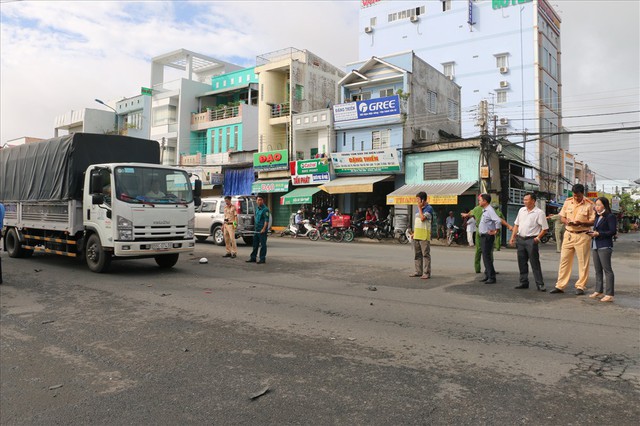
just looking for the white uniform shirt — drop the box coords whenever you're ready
[514,206,548,237]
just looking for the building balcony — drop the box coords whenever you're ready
[191,104,246,131]
[270,102,290,118]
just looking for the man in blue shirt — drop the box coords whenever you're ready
[0,202,5,284]
[321,207,335,224]
[478,194,502,284]
[247,195,270,264]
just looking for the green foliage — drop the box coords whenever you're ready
[619,192,640,216]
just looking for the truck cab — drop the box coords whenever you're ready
[84,163,197,271]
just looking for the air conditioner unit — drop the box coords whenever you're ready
[499,118,509,125]
[410,15,419,23]
[364,26,373,33]
[500,81,509,88]
[499,66,509,74]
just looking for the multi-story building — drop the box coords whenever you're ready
[253,48,345,226]
[148,49,242,165]
[54,108,118,137]
[115,94,151,139]
[359,0,563,197]
[322,51,461,217]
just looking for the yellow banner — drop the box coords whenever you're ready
[387,195,458,205]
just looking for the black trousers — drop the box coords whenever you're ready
[516,237,544,287]
[480,234,496,280]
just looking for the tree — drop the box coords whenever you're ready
[619,191,640,216]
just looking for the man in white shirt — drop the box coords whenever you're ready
[509,193,549,291]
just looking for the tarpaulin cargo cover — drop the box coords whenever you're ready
[0,133,160,202]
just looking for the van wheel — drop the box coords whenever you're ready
[212,225,225,246]
[5,228,25,258]
[155,253,179,269]
[85,234,112,273]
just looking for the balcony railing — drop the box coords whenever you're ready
[192,105,241,126]
[270,102,290,118]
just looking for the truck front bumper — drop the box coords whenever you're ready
[113,239,195,257]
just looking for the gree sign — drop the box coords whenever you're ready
[333,95,400,122]
[492,0,532,10]
[253,149,289,171]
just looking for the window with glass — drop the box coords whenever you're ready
[496,54,509,69]
[380,88,394,97]
[114,166,193,204]
[496,90,507,103]
[447,99,459,121]
[152,105,177,126]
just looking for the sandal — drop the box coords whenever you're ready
[600,295,614,303]
[588,292,603,299]
[409,273,421,277]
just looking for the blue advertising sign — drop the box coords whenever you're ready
[333,95,400,122]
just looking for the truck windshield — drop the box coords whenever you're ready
[114,166,194,204]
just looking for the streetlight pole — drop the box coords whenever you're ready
[95,98,118,134]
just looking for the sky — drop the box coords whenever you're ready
[1,0,638,183]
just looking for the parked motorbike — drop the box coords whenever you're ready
[280,218,315,238]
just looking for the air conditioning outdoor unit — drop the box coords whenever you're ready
[410,15,419,23]
[499,66,509,74]
[364,26,373,33]
[500,81,509,88]
[500,118,509,125]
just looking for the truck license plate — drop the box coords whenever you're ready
[151,242,170,250]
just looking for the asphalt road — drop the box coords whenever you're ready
[1,232,639,425]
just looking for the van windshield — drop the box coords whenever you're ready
[114,166,193,204]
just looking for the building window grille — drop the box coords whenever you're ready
[496,90,507,103]
[423,161,458,180]
[427,91,438,113]
[380,88,394,97]
[447,99,459,121]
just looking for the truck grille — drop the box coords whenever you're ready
[133,225,187,241]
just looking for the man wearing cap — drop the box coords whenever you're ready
[550,184,595,295]
[509,193,548,291]
[222,195,238,258]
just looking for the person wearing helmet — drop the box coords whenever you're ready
[322,208,335,224]
[295,209,305,235]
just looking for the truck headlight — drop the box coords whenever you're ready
[117,215,134,241]
[186,217,194,238]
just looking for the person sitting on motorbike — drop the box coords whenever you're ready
[295,210,305,235]
[312,208,323,225]
[321,208,335,225]
[365,208,375,222]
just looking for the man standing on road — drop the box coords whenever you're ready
[247,195,270,264]
[478,194,502,284]
[509,193,548,291]
[222,196,238,259]
[463,199,512,273]
[550,184,595,295]
[409,192,433,280]
[546,213,565,253]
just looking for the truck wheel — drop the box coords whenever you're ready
[85,234,112,273]
[5,228,25,258]
[242,236,253,246]
[212,225,225,246]
[196,235,208,243]
[155,253,179,269]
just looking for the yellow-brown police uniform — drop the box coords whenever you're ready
[223,203,238,256]
[554,197,595,291]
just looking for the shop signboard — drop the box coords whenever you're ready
[332,95,400,123]
[251,180,289,193]
[289,158,331,185]
[253,149,289,171]
[387,194,458,205]
[331,148,401,174]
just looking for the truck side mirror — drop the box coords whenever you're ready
[194,197,202,207]
[92,194,105,205]
[193,179,202,198]
[91,174,103,193]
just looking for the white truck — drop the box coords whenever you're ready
[0,133,201,272]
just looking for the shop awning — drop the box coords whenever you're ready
[319,175,392,194]
[386,181,476,205]
[251,179,290,193]
[280,187,322,205]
